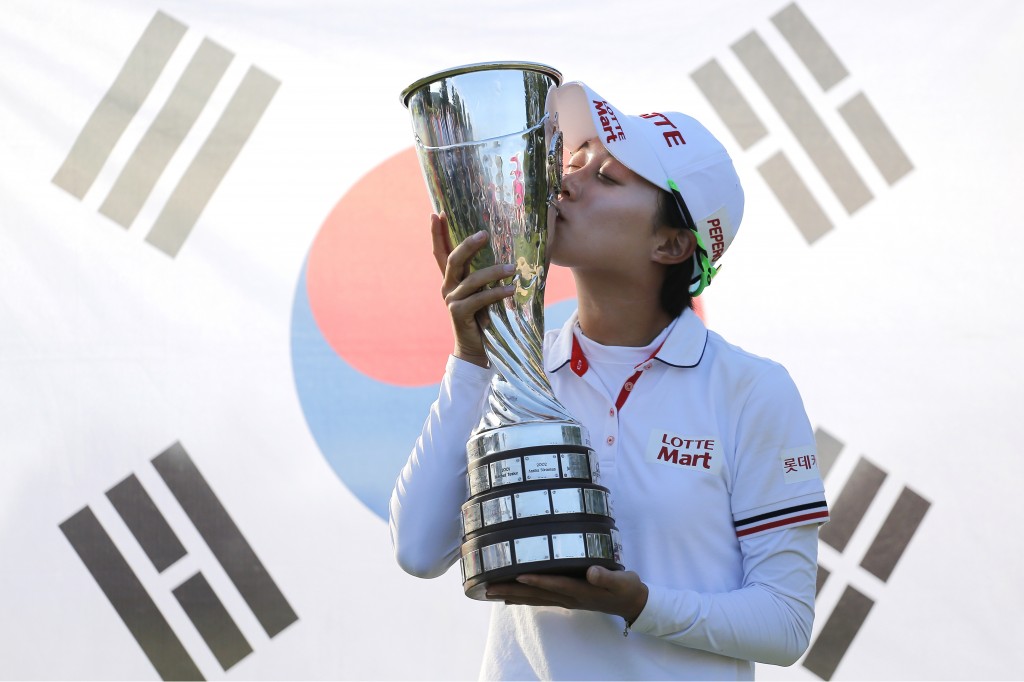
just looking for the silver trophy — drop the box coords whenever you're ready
[401,62,622,600]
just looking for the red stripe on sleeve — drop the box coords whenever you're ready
[735,510,830,538]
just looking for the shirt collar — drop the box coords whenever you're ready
[547,307,709,374]
[546,311,581,374]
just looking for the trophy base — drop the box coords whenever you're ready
[460,520,623,601]
[463,559,623,602]
[459,422,622,600]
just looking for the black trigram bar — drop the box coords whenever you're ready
[691,58,768,150]
[173,572,253,671]
[771,2,849,92]
[51,12,187,199]
[803,585,874,680]
[860,486,930,582]
[813,426,844,478]
[819,457,886,552]
[757,150,832,243]
[51,10,280,258]
[152,442,298,637]
[838,92,915,186]
[815,564,830,595]
[732,30,873,215]
[59,507,203,681]
[144,65,280,257]
[106,473,187,572]
[98,37,234,229]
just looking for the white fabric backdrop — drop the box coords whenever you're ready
[2,1,1022,679]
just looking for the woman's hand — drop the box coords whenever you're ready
[431,213,515,367]
[484,566,649,624]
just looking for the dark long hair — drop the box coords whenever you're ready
[656,189,695,317]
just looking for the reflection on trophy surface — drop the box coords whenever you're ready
[401,62,623,600]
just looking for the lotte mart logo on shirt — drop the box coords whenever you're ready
[691,3,913,244]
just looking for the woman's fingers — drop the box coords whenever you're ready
[434,226,515,365]
[447,271,515,334]
[446,262,515,302]
[483,570,649,621]
[430,213,453,275]
[448,283,515,322]
[448,281,513,365]
[442,230,489,294]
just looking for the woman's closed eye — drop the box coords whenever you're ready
[597,166,620,184]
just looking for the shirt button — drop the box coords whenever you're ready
[606,435,615,446]
[608,408,615,417]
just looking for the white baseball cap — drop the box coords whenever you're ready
[545,81,744,295]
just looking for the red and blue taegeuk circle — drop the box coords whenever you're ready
[290,148,578,518]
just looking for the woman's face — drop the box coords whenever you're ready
[550,138,663,274]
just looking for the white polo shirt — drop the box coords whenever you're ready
[390,308,829,680]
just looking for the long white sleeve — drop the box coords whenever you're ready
[389,356,493,579]
[630,524,819,666]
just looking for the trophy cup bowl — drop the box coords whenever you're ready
[401,62,622,600]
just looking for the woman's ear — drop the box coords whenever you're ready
[651,228,696,266]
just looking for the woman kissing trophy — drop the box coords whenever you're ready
[401,62,623,600]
